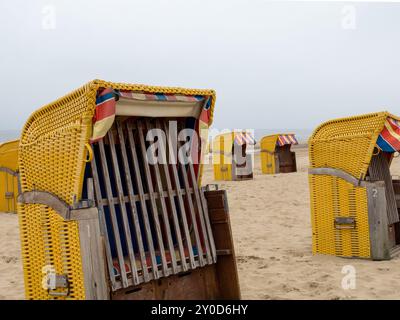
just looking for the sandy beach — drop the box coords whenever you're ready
[0,213,23,299]
[2,144,400,300]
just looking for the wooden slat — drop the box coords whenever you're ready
[204,189,241,299]
[78,180,109,300]
[145,119,178,273]
[136,120,169,277]
[78,217,109,300]
[107,131,140,285]
[189,96,217,263]
[154,119,188,271]
[369,153,399,224]
[98,139,129,288]
[96,188,194,206]
[18,191,70,220]
[200,187,217,264]
[185,148,213,265]
[308,167,367,187]
[126,121,160,280]
[367,181,391,260]
[90,151,117,290]
[163,120,197,269]
[87,178,94,201]
[116,121,150,282]
[176,139,205,267]
[112,260,202,291]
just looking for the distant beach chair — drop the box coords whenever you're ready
[260,134,298,174]
[212,131,256,181]
[17,80,240,300]
[309,111,400,260]
[0,139,20,213]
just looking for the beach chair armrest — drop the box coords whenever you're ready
[18,190,96,221]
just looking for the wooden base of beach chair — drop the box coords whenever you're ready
[111,265,219,300]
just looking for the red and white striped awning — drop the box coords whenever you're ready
[118,91,205,102]
[377,117,400,153]
[277,134,298,146]
[234,132,256,146]
[91,88,211,142]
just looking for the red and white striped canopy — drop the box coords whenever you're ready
[277,134,298,146]
[234,132,256,146]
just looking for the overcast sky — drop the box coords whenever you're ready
[1,0,400,133]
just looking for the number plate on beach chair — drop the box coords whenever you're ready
[334,217,356,229]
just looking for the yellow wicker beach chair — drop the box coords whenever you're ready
[260,134,298,174]
[0,139,20,213]
[17,80,240,300]
[309,111,400,260]
[212,131,255,181]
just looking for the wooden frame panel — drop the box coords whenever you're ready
[89,117,218,291]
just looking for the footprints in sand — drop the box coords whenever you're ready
[269,256,280,262]
[237,255,269,270]
[377,267,390,272]
[0,255,18,264]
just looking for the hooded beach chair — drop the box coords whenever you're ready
[17,80,240,300]
[260,134,298,174]
[0,139,20,213]
[212,131,256,181]
[309,112,400,260]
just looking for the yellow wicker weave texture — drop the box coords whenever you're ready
[260,135,278,174]
[0,140,19,170]
[212,132,234,181]
[18,80,216,300]
[260,135,277,153]
[309,112,389,179]
[0,140,19,213]
[213,164,232,180]
[309,175,370,258]
[19,84,93,300]
[0,174,18,213]
[18,204,46,299]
